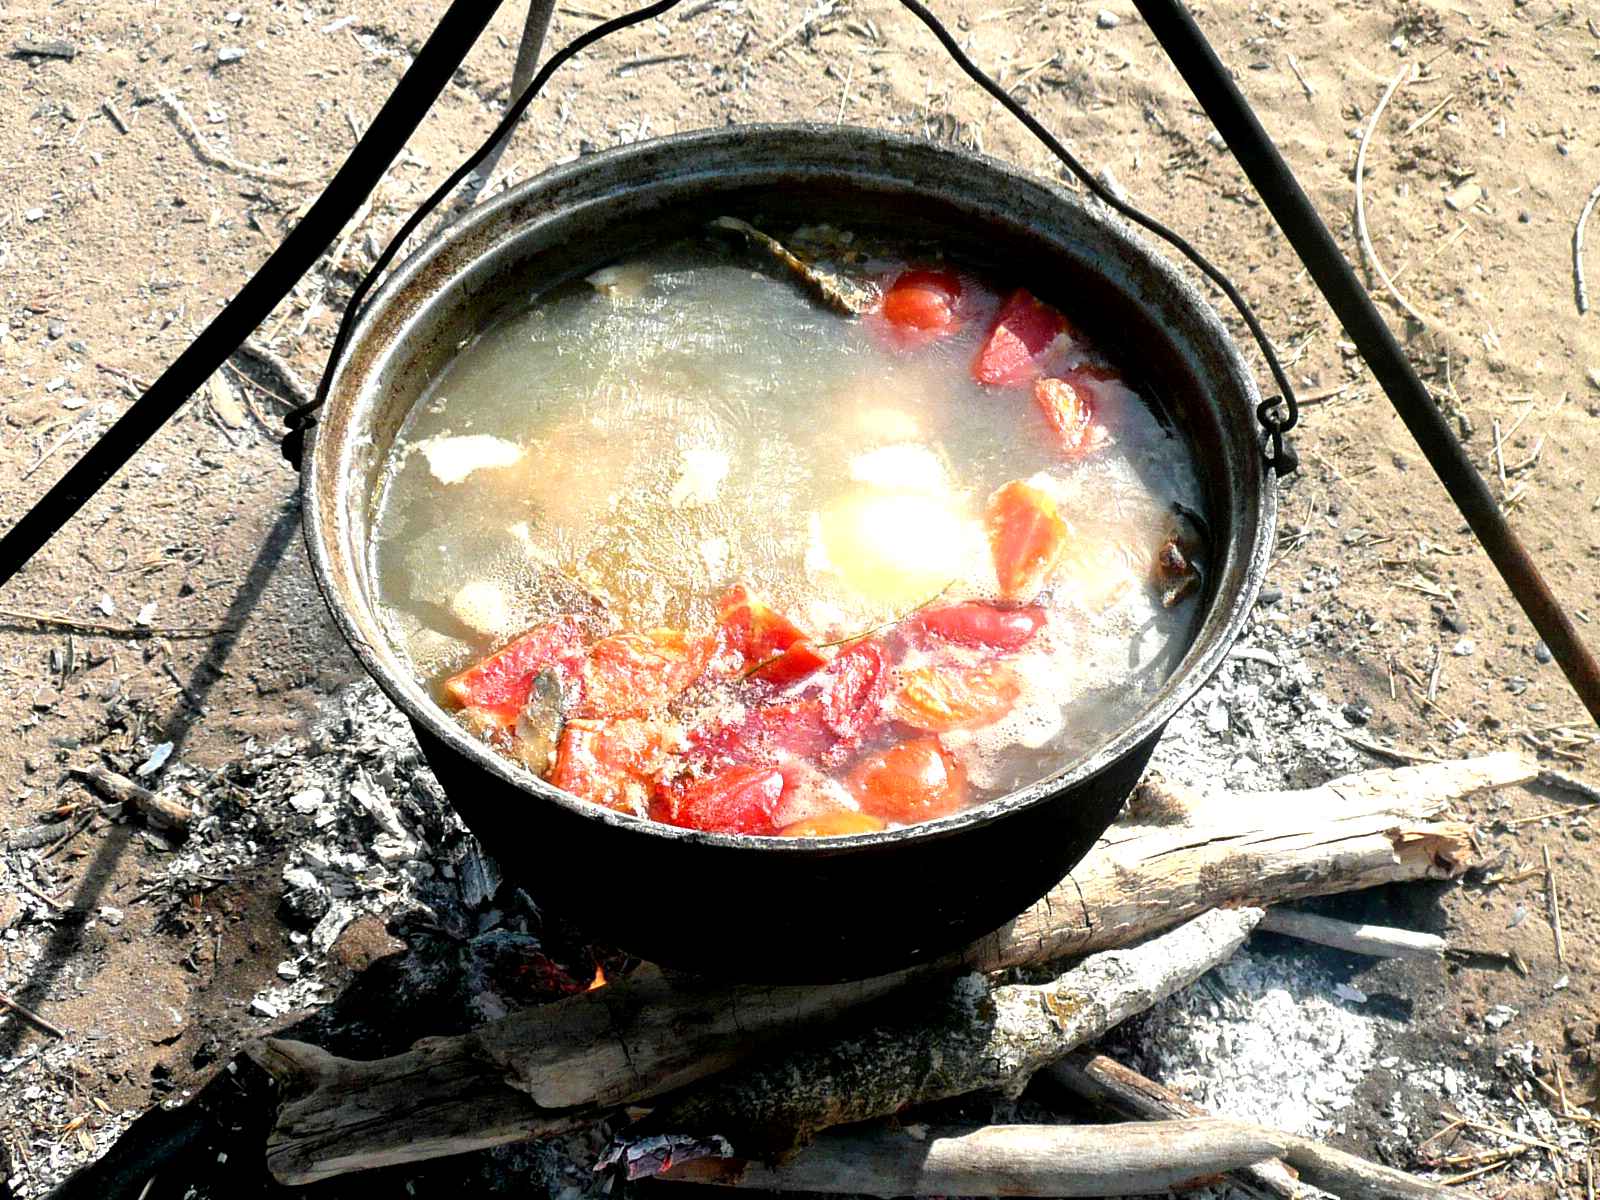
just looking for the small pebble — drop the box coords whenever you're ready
[1096,9,1121,28]
[1451,638,1475,657]
[1205,702,1229,735]
[1256,584,1283,606]
[1440,611,1465,634]
[67,338,87,354]
[46,320,65,340]
[24,207,45,222]
[1518,210,1532,224]
[216,46,246,64]
[1534,640,1553,664]
[249,997,280,1019]
[98,905,124,927]
[1342,700,1372,726]
[1586,366,1600,392]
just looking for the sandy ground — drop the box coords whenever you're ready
[2,0,1598,1194]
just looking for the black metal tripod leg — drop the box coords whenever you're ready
[0,0,509,591]
[1131,0,1600,726]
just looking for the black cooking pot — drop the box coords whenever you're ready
[301,125,1275,982]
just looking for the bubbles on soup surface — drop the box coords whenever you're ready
[369,236,1206,830]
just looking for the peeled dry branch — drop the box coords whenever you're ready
[246,753,1525,1184]
[657,1119,1290,1196]
[70,765,191,837]
[1052,1052,1453,1200]
[1257,907,1446,960]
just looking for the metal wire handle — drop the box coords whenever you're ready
[287,0,1300,475]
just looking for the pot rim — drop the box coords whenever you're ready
[303,122,1277,854]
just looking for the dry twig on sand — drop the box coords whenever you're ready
[1354,65,1433,328]
[1575,177,1600,315]
[159,90,320,187]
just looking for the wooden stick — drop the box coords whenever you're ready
[1258,907,1446,959]
[0,991,67,1040]
[634,908,1261,1156]
[1354,65,1434,328]
[246,755,1526,1183]
[70,766,191,837]
[1051,1053,1453,1200]
[1575,176,1600,315]
[158,90,320,187]
[0,606,233,640]
[658,1120,1290,1196]
[1048,1053,1302,1200]
[1543,845,1567,964]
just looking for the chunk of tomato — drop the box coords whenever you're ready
[688,698,835,766]
[821,640,890,746]
[749,638,832,686]
[880,268,963,344]
[1034,376,1109,460]
[986,480,1071,603]
[440,616,586,726]
[904,602,1046,651]
[652,764,786,835]
[894,662,1022,733]
[575,628,705,719]
[550,718,663,817]
[846,737,969,825]
[972,289,1074,387]
[716,584,810,665]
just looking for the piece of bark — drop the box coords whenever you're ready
[70,766,191,836]
[246,754,1524,1183]
[631,908,1262,1156]
[1051,1052,1453,1200]
[1258,907,1446,960]
[658,1119,1290,1196]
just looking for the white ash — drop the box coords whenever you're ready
[1107,946,1382,1138]
[1149,594,1364,793]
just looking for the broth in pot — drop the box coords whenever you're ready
[369,222,1207,837]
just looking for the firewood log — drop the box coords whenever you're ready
[1051,1052,1453,1200]
[658,1119,1290,1196]
[243,753,1528,1184]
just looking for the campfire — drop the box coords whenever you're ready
[19,641,1595,1198]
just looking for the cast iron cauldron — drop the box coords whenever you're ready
[301,125,1276,982]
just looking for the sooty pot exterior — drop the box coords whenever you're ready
[302,125,1276,983]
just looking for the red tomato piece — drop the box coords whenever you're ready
[716,584,810,666]
[881,268,963,340]
[778,810,887,837]
[894,662,1022,733]
[1034,376,1109,460]
[986,480,1071,603]
[821,640,890,745]
[749,639,832,686]
[689,698,835,766]
[550,718,663,816]
[652,764,786,835]
[904,602,1046,651]
[846,737,969,825]
[972,289,1074,387]
[440,617,586,724]
[575,628,704,719]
